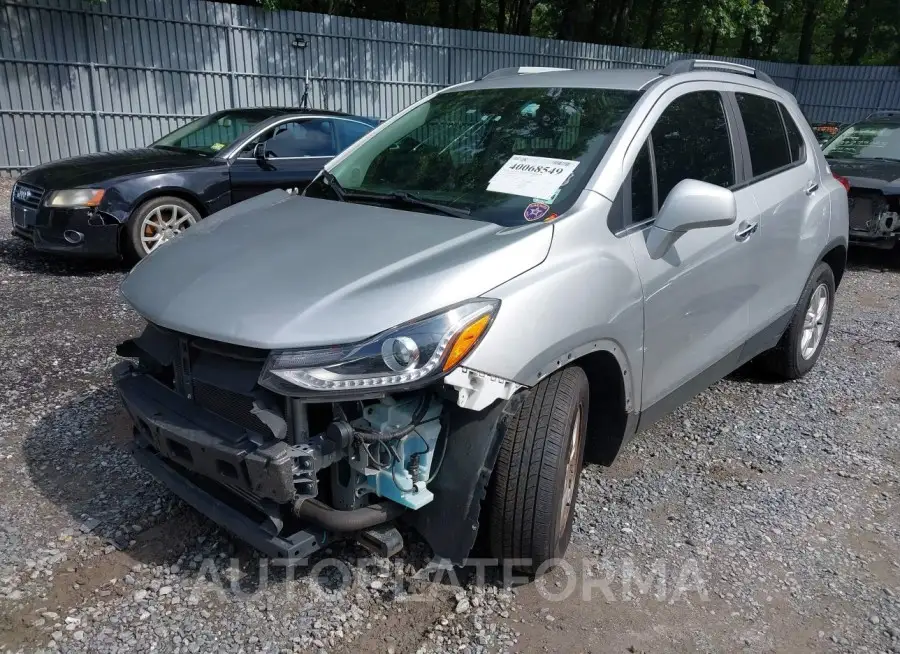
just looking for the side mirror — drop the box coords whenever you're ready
[253,142,267,161]
[646,179,737,259]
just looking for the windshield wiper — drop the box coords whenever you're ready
[319,173,471,219]
[383,192,471,219]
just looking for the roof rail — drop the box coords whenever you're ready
[659,58,774,85]
[477,66,572,81]
[865,109,899,119]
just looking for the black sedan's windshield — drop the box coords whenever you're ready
[152,109,283,155]
[823,122,900,162]
[307,87,641,225]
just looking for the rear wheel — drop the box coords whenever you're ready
[487,366,589,574]
[759,261,835,380]
[125,196,200,262]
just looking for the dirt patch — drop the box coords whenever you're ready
[0,505,209,650]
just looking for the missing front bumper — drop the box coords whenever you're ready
[130,443,327,559]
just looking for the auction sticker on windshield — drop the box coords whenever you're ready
[487,155,580,199]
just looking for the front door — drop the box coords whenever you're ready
[623,90,763,417]
[229,118,337,202]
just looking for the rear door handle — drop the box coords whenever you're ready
[735,221,758,241]
[804,180,819,196]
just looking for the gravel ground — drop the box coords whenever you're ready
[0,175,898,653]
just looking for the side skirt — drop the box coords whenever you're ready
[635,309,792,433]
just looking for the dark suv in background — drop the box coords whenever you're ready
[11,108,377,261]
[823,110,900,252]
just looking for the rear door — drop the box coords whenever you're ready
[729,90,827,334]
[621,87,763,415]
[229,118,337,202]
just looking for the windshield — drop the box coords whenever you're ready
[823,123,900,162]
[307,86,641,225]
[152,110,283,155]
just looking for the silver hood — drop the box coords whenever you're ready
[121,191,552,349]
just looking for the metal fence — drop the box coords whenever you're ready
[2,0,899,175]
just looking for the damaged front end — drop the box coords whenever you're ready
[114,314,521,563]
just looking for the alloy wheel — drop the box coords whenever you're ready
[800,283,829,360]
[140,204,197,255]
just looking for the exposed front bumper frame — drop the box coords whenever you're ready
[115,364,328,559]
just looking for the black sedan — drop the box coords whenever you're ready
[10,107,378,260]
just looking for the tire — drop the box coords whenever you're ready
[759,261,835,380]
[487,366,589,575]
[124,196,201,262]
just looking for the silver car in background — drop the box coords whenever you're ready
[113,60,849,573]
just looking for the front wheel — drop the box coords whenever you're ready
[125,196,201,262]
[487,366,589,575]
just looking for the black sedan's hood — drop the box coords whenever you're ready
[19,148,213,189]
[828,157,900,192]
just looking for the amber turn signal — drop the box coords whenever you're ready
[443,314,491,372]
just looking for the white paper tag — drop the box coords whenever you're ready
[487,155,580,199]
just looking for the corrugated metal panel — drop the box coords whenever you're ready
[1,0,899,175]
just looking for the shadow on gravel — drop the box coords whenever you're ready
[20,387,454,598]
[846,244,900,273]
[0,237,128,277]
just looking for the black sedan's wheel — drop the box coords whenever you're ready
[487,366,589,575]
[125,196,200,261]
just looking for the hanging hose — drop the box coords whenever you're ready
[292,498,405,532]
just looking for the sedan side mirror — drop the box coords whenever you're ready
[253,142,267,161]
[645,179,737,259]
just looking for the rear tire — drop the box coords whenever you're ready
[759,261,835,380]
[487,366,589,575]
[124,196,201,263]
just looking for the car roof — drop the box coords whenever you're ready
[856,115,900,126]
[450,62,785,95]
[458,68,662,92]
[213,107,376,122]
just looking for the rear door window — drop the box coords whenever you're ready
[736,93,792,177]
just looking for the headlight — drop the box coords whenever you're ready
[260,299,499,393]
[45,189,105,208]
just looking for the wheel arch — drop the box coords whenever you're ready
[820,241,847,289]
[569,350,632,466]
[128,188,210,219]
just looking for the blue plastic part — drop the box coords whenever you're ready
[361,398,442,510]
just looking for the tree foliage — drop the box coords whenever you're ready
[236,0,899,65]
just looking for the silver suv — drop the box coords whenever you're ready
[114,60,849,573]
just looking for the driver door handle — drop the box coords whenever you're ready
[735,221,758,241]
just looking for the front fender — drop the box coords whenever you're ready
[462,194,644,413]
